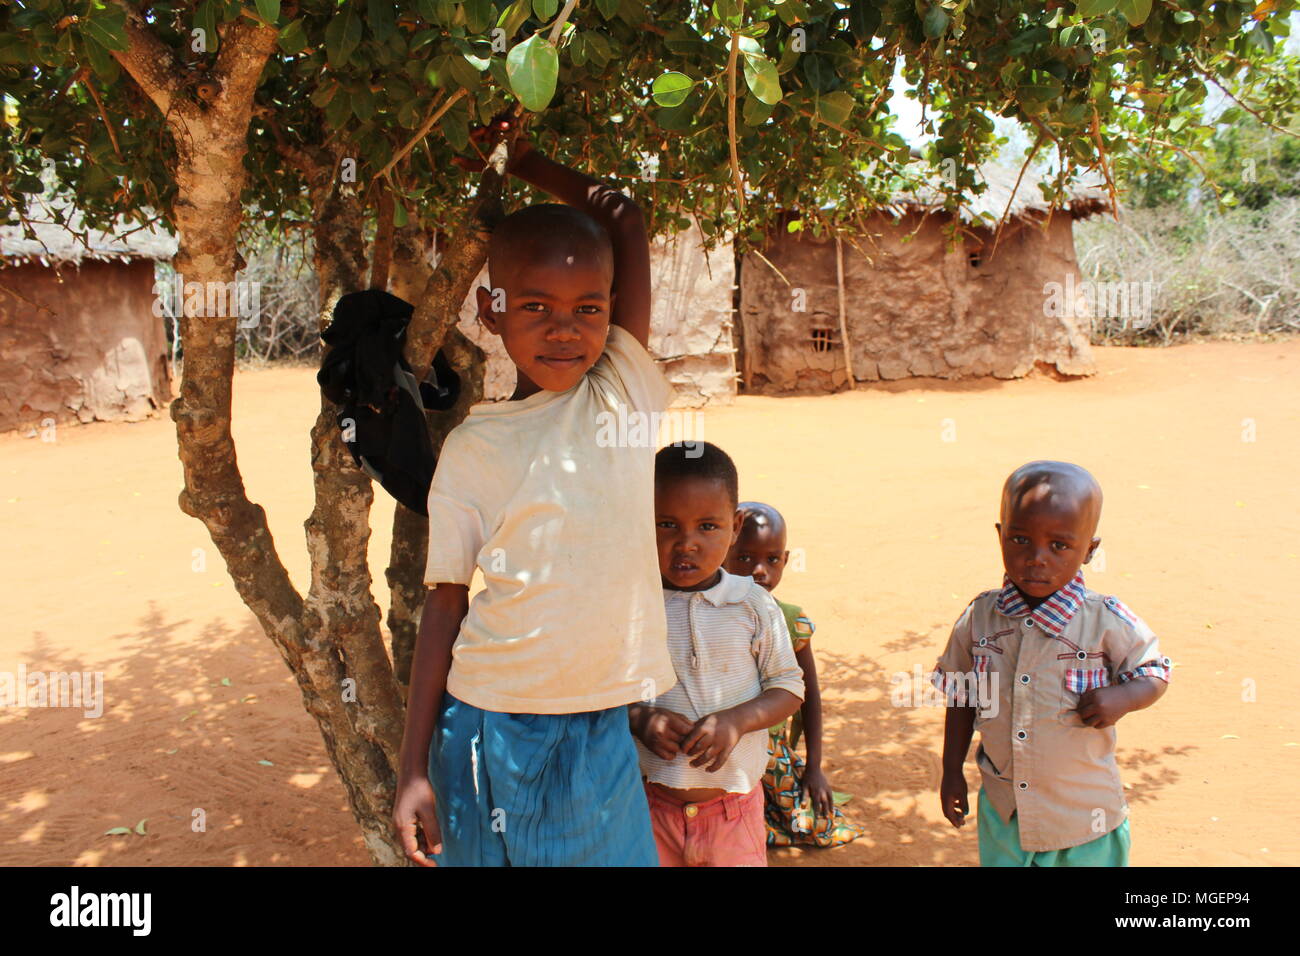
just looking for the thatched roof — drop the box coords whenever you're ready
[885,162,1112,223]
[0,195,176,266]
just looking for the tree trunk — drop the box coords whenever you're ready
[111,15,508,862]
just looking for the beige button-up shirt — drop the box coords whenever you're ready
[932,572,1171,852]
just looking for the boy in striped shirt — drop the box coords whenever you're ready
[935,460,1171,865]
[630,443,805,866]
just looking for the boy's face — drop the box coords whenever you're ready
[724,523,789,592]
[655,477,743,591]
[996,489,1101,600]
[477,249,613,398]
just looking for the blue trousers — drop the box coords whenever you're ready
[426,692,659,866]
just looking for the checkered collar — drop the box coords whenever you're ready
[995,571,1088,637]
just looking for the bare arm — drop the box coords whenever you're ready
[398,584,468,782]
[939,704,976,828]
[794,643,823,770]
[510,148,652,346]
[392,584,467,865]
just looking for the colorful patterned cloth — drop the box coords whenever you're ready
[762,601,865,849]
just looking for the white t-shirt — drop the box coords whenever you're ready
[424,324,678,714]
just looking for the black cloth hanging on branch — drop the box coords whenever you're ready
[316,289,460,516]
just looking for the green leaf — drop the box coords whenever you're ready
[1076,0,1119,17]
[742,94,774,126]
[192,0,219,54]
[832,790,853,806]
[923,5,950,39]
[367,0,397,41]
[848,0,881,44]
[394,203,409,228]
[596,0,620,18]
[14,175,44,195]
[82,6,129,52]
[104,827,132,836]
[277,18,307,55]
[220,677,231,686]
[742,51,782,105]
[258,759,274,766]
[1116,0,1152,26]
[499,0,533,37]
[449,54,481,89]
[507,34,559,112]
[83,37,121,82]
[651,71,694,108]
[255,0,280,25]
[464,0,494,34]
[713,0,742,27]
[352,86,376,121]
[325,8,363,68]
[440,98,471,149]
[134,818,148,835]
[801,54,834,92]
[815,90,853,127]
[532,0,559,19]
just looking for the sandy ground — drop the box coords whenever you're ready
[2,339,1297,867]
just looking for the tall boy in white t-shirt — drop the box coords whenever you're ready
[391,122,676,866]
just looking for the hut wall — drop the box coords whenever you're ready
[0,258,172,431]
[455,217,736,406]
[739,211,1094,393]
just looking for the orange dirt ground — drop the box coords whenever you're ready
[2,339,1297,867]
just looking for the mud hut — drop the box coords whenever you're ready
[738,166,1111,393]
[455,213,736,406]
[0,199,176,432]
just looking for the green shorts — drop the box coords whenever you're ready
[977,787,1130,867]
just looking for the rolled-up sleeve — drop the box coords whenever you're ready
[1104,598,1171,684]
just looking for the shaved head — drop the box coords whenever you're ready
[1000,460,1103,536]
[486,203,613,288]
[737,501,786,538]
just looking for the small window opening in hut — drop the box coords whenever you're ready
[968,248,984,269]
[810,327,835,352]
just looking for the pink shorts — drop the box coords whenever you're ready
[643,781,767,867]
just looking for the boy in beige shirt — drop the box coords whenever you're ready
[392,119,676,867]
[935,461,1171,865]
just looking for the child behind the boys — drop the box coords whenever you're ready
[725,503,863,849]
[934,460,1170,866]
[392,118,678,867]
[629,443,804,867]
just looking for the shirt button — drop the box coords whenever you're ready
[1016,730,1027,740]
[1019,674,1030,685]
[1018,781,1029,790]
[684,805,698,818]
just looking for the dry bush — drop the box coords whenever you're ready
[1074,198,1300,344]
